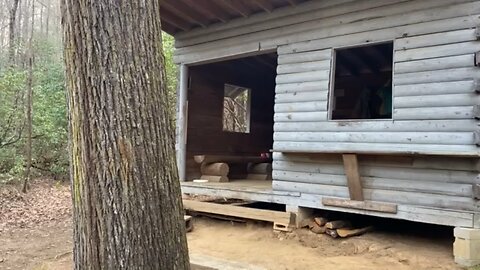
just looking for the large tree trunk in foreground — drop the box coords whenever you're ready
[61,1,190,269]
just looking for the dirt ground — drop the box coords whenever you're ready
[0,180,466,270]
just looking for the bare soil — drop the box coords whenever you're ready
[0,180,463,270]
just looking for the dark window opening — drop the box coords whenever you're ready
[222,84,251,133]
[331,42,393,120]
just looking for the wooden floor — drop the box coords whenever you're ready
[181,179,300,204]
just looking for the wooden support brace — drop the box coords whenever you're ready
[342,154,364,201]
[476,25,480,40]
[475,51,480,67]
[475,80,480,93]
[473,105,480,119]
[473,182,480,200]
[474,131,480,146]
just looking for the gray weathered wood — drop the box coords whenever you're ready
[322,197,397,213]
[395,80,476,97]
[177,64,188,181]
[342,154,364,201]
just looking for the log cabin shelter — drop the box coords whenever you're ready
[161,0,480,265]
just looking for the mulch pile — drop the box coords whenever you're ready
[0,179,71,233]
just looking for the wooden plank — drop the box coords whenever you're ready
[395,41,479,62]
[274,131,474,145]
[276,70,330,84]
[395,28,477,50]
[176,64,188,181]
[275,91,329,103]
[182,199,293,224]
[394,67,480,85]
[273,181,479,211]
[273,161,477,185]
[395,80,476,97]
[273,141,480,156]
[279,14,479,54]
[274,101,328,113]
[342,154,364,201]
[278,50,331,65]
[275,81,330,94]
[274,112,328,122]
[394,94,480,109]
[274,120,478,132]
[395,54,474,74]
[393,106,474,120]
[277,60,331,74]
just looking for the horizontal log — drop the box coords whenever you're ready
[273,160,478,184]
[272,170,473,196]
[275,81,329,94]
[278,50,331,65]
[274,131,473,145]
[247,163,272,174]
[394,94,480,108]
[395,28,477,50]
[272,181,478,211]
[272,153,480,173]
[395,67,480,85]
[274,112,328,122]
[273,141,479,156]
[276,70,330,84]
[194,155,270,164]
[200,163,229,176]
[322,198,398,213]
[395,54,474,74]
[277,60,331,74]
[393,106,473,120]
[279,13,480,54]
[395,41,479,62]
[395,80,475,97]
[246,174,272,180]
[275,91,329,103]
[274,101,328,113]
[274,120,478,132]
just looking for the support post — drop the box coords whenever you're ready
[177,64,188,181]
[342,154,364,201]
[454,227,480,267]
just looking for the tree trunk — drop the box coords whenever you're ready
[8,0,21,66]
[61,1,190,269]
[23,0,35,193]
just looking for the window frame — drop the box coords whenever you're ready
[221,83,252,134]
[327,41,395,122]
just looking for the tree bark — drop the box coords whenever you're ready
[8,0,21,66]
[61,1,190,269]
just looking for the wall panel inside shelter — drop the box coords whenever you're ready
[186,53,277,180]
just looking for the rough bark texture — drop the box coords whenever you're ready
[8,0,20,66]
[61,1,190,269]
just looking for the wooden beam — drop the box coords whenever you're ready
[181,0,229,23]
[182,199,293,225]
[162,0,210,28]
[219,0,251,17]
[322,197,397,213]
[252,0,274,13]
[161,10,191,31]
[342,154,364,201]
[177,64,188,181]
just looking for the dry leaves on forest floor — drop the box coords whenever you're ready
[0,179,71,233]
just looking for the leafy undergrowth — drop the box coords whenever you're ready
[0,179,71,233]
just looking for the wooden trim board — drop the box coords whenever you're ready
[183,199,293,225]
[322,197,398,213]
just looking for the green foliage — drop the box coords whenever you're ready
[0,32,177,180]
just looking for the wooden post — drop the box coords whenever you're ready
[342,154,364,201]
[177,64,188,181]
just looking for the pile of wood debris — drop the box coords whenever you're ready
[301,216,373,238]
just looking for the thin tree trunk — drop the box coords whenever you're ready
[8,0,21,66]
[23,0,35,193]
[61,1,190,269]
